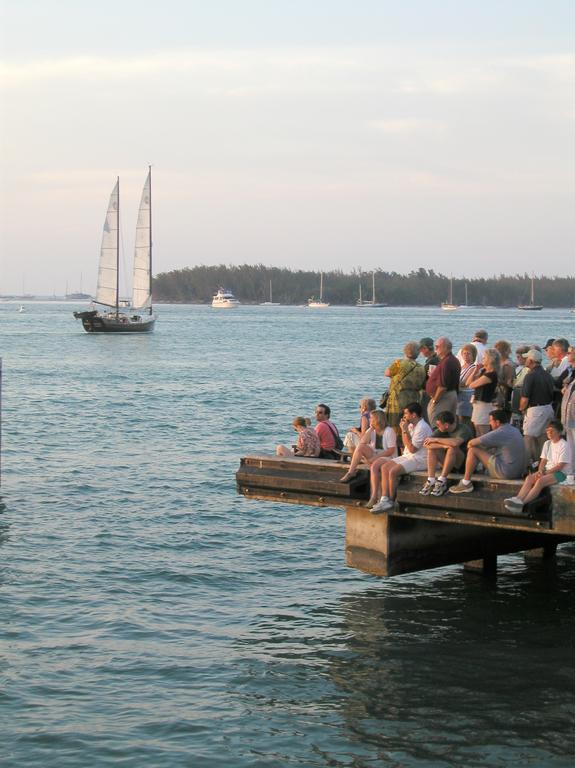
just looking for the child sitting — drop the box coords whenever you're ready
[504,419,572,512]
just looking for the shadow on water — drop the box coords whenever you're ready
[234,547,575,767]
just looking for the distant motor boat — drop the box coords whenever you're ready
[212,288,240,308]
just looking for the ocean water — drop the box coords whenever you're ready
[2,301,575,768]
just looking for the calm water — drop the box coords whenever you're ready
[2,301,575,767]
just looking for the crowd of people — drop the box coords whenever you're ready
[276,331,575,514]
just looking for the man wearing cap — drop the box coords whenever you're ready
[419,337,439,421]
[519,349,555,465]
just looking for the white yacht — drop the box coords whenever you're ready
[212,288,240,308]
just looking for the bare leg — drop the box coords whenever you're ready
[521,473,556,505]
[426,448,443,478]
[386,463,406,500]
[340,444,375,481]
[441,446,464,477]
[368,455,391,503]
[463,446,494,481]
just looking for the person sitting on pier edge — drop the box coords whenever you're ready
[370,402,433,512]
[418,411,473,497]
[449,408,526,494]
[314,403,342,460]
[343,397,376,452]
[276,416,320,458]
[469,348,501,437]
[339,409,397,483]
[504,419,573,512]
[384,341,426,435]
[426,336,461,426]
[519,349,555,467]
[419,337,439,421]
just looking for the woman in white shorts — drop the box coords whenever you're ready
[469,349,501,436]
[340,410,397,482]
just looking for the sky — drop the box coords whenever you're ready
[1,0,574,295]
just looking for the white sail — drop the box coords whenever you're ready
[132,169,152,309]
[95,180,119,307]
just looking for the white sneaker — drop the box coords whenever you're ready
[371,498,394,513]
[504,496,521,504]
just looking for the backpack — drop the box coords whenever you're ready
[326,422,344,451]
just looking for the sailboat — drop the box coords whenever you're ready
[357,271,387,307]
[74,168,156,332]
[308,272,330,308]
[518,274,543,311]
[441,276,458,311]
[260,279,280,306]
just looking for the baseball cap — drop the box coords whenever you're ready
[543,338,555,349]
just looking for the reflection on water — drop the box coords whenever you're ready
[236,547,575,767]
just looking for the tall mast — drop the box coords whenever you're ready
[116,176,120,315]
[149,166,153,315]
[320,272,323,301]
[372,271,376,304]
[531,274,535,304]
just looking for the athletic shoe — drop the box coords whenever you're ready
[419,479,435,496]
[367,495,388,509]
[449,481,474,494]
[371,498,394,513]
[431,480,449,497]
[504,496,521,505]
[504,499,524,511]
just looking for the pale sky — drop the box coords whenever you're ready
[1,1,574,295]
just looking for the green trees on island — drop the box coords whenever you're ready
[152,265,575,307]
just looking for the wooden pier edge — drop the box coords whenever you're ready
[237,454,575,578]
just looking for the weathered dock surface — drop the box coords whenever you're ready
[237,454,575,577]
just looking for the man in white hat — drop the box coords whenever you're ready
[519,349,555,465]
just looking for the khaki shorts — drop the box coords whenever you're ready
[394,452,428,473]
[523,404,554,437]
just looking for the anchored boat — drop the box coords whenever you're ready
[74,168,156,333]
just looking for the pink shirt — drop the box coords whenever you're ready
[315,420,337,450]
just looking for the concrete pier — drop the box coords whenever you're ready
[236,454,575,577]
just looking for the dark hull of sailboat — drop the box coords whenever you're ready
[518,305,543,311]
[73,310,155,333]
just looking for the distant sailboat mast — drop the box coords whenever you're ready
[115,178,120,317]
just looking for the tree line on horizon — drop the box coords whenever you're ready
[152,265,575,307]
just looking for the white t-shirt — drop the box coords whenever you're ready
[541,438,573,474]
[364,425,398,457]
[403,419,433,457]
